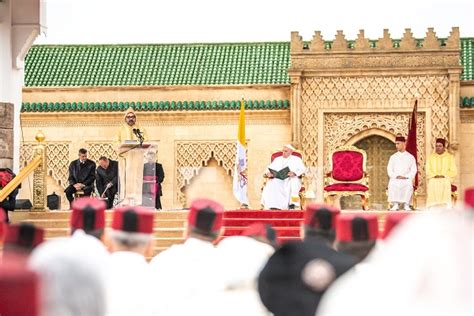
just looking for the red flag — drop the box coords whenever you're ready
[406,100,418,187]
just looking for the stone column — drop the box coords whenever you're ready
[448,69,462,190]
[289,74,302,146]
[0,103,14,169]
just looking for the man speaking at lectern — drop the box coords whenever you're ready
[118,108,147,143]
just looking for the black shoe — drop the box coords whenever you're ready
[288,204,296,210]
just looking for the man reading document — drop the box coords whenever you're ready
[261,145,306,210]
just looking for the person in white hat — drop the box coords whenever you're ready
[261,144,306,209]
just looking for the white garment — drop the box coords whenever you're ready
[214,237,274,316]
[317,211,473,316]
[29,231,110,316]
[261,155,306,209]
[149,238,225,316]
[106,251,152,316]
[387,151,417,204]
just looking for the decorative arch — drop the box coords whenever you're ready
[345,128,396,147]
[175,140,236,205]
[323,112,426,192]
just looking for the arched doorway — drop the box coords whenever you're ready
[340,135,394,210]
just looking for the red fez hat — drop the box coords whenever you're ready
[436,138,446,146]
[4,223,44,250]
[71,197,106,231]
[464,187,474,209]
[242,223,278,243]
[336,214,378,242]
[112,206,154,234]
[395,136,406,142]
[0,208,6,241]
[304,203,340,230]
[381,213,410,239]
[0,264,41,316]
[188,199,224,236]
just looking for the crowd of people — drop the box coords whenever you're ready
[0,188,472,316]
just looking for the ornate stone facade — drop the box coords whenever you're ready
[290,28,462,201]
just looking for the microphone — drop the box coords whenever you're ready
[132,128,144,145]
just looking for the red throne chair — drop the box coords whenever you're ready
[324,146,369,210]
[262,150,306,209]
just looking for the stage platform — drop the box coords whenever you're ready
[10,209,414,255]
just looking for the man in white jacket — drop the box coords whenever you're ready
[261,144,306,210]
[106,206,155,316]
[387,135,417,211]
[149,198,225,316]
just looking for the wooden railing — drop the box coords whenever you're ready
[0,156,42,202]
[0,132,47,210]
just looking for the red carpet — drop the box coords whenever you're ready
[222,210,304,243]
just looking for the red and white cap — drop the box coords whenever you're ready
[70,197,106,231]
[381,213,410,239]
[4,223,44,251]
[303,203,340,230]
[335,214,378,242]
[187,199,224,236]
[112,206,154,234]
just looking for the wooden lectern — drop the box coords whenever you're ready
[118,141,153,206]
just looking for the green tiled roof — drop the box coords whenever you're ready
[460,96,474,108]
[24,43,290,86]
[21,100,290,112]
[461,38,474,81]
[23,39,474,87]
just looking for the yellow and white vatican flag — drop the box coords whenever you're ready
[233,99,249,206]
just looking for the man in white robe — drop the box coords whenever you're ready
[261,144,306,210]
[149,198,225,316]
[106,206,155,316]
[387,136,417,211]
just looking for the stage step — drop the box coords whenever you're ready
[18,218,186,229]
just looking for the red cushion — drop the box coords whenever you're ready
[324,183,369,192]
[331,151,364,181]
[451,184,457,192]
[271,151,302,162]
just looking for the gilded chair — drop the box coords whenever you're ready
[451,184,458,205]
[324,146,369,210]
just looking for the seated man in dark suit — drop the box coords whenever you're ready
[96,156,119,209]
[64,148,96,208]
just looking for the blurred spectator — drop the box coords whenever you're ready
[380,213,410,240]
[70,197,106,240]
[258,239,356,316]
[317,211,473,316]
[0,263,41,316]
[242,222,279,248]
[29,234,109,316]
[334,214,378,262]
[150,198,224,315]
[215,236,274,315]
[3,223,44,263]
[302,203,340,246]
[107,206,154,316]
